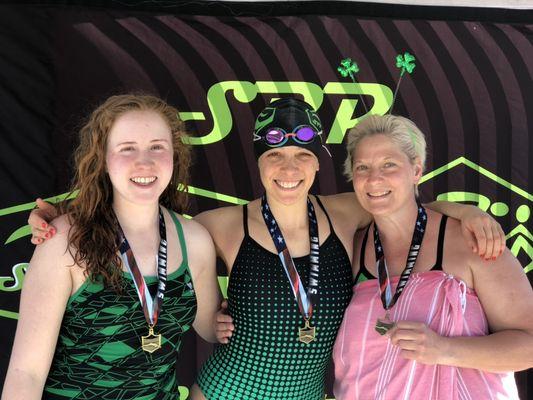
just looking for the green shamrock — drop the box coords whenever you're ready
[337,57,368,113]
[396,52,416,76]
[337,58,359,79]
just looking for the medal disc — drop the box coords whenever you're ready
[298,319,316,344]
[142,326,162,353]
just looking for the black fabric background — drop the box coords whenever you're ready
[0,1,531,397]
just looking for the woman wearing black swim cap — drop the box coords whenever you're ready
[191,98,503,400]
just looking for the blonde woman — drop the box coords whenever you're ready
[333,115,533,399]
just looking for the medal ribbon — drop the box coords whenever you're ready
[374,202,426,311]
[116,207,168,327]
[261,194,319,320]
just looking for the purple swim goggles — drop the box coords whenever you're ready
[264,125,318,147]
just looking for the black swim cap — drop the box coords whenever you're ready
[253,98,323,160]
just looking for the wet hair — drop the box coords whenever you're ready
[343,114,426,194]
[62,94,191,290]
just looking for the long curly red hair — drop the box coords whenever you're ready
[62,94,191,290]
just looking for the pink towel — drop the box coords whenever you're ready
[333,271,518,399]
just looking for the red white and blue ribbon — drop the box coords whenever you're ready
[261,194,319,320]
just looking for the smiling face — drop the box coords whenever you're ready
[258,146,319,205]
[352,134,422,217]
[105,110,174,208]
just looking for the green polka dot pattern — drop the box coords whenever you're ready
[197,233,352,400]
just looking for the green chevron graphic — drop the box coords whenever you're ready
[420,156,532,202]
[420,157,532,274]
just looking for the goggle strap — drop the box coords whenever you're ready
[321,144,332,158]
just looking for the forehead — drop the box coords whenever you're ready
[353,134,406,159]
[108,110,171,143]
[260,145,317,159]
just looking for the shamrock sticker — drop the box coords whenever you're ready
[337,58,359,79]
[396,52,416,76]
[337,57,368,113]
[389,51,416,114]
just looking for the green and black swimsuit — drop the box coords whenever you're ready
[43,212,196,400]
[197,198,353,400]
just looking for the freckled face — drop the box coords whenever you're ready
[352,134,422,217]
[105,110,173,207]
[258,146,319,205]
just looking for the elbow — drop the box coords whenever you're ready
[197,329,218,344]
[192,320,218,344]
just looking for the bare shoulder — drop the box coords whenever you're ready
[442,216,472,259]
[320,192,371,229]
[320,192,357,209]
[169,212,214,246]
[194,204,250,270]
[49,214,73,236]
[168,212,215,274]
[31,214,73,261]
[194,205,243,234]
[441,216,479,286]
[26,214,76,289]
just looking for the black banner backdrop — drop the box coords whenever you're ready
[0,2,531,398]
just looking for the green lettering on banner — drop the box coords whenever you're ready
[179,80,392,145]
[181,81,258,145]
[436,192,532,274]
[0,263,28,292]
[425,157,532,275]
[436,191,491,211]
[323,82,393,143]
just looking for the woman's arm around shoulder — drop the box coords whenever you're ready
[425,201,505,259]
[321,192,372,232]
[2,215,75,400]
[177,214,220,343]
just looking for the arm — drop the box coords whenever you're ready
[184,217,221,343]
[194,206,243,272]
[2,218,73,399]
[323,192,372,230]
[194,209,239,343]
[442,249,533,371]
[390,249,533,372]
[425,201,505,259]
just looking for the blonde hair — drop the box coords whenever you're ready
[344,114,426,187]
[63,94,191,290]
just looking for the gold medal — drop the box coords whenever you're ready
[142,325,162,353]
[298,318,316,344]
[375,312,395,336]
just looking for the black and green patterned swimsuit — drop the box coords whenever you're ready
[197,198,353,400]
[43,212,196,400]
